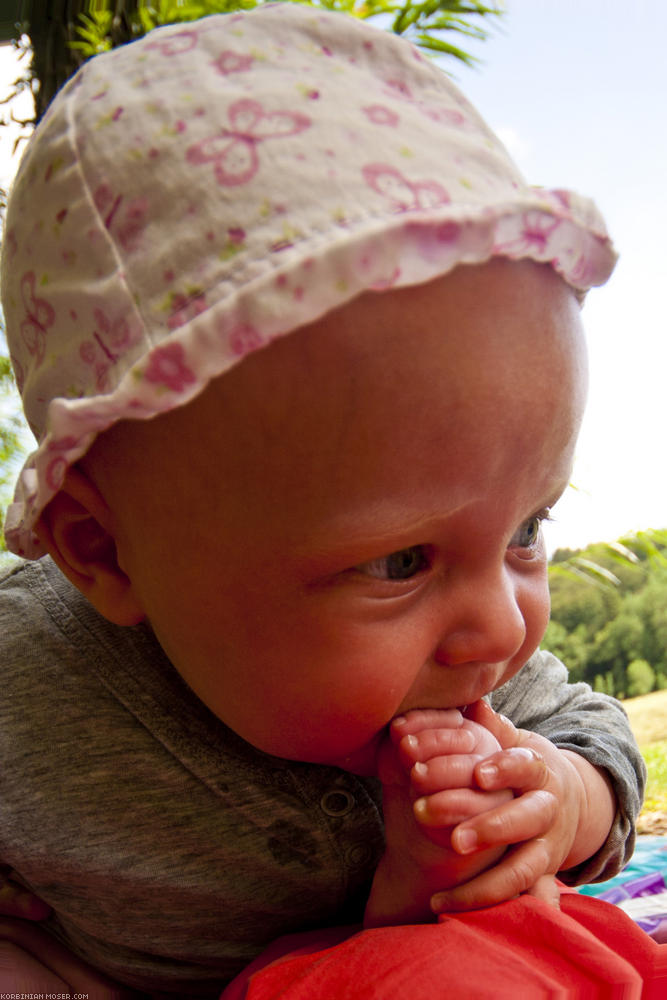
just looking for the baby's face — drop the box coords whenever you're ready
[88,260,586,774]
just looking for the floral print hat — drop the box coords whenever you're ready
[1,3,617,558]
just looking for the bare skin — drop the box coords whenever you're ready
[365,707,513,926]
[431,699,615,914]
[1,259,616,982]
[0,914,138,997]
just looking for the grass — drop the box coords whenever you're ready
[640,741,667,812]
[623,689,667,746]
[622,688,667,819]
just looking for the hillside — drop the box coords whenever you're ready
[622,689,667,834]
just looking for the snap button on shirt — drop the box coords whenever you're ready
[345,842,373,868]
[320,789,355,817]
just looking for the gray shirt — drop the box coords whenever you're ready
[0,558,645,996]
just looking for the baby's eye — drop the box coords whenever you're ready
[356,545,429,581]
[509,514,547,550]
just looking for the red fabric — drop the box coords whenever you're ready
[221,893,667,999]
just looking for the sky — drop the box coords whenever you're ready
[448,0,667,552]
[0,1,665,553]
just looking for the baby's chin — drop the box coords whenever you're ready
[321,708,466,777]
[293,704,477,776]
[326,735,386,777]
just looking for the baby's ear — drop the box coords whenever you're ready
[35,466,145,626]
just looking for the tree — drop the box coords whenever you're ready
[541,620,589,685]
[593,672,615,697]
[587,610,645,697]
[548,570,620,639]
[634,572,667,678]
[546,532,667,697]
[0,355,23,509]
[625,659,655,699]
[0,182,30,562]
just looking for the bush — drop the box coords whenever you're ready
[625,659,655,699]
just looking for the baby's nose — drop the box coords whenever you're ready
[433,567,527,667]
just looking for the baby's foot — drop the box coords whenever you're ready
[365,708,511,926]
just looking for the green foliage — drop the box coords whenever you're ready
[0,358,22,484]
[68,7,115,56]
[641,740,667,813]
[593,672,615,696]
[626,659,656,699]
[68,0,504,64]
[546,530,667,698]
[0,335,27,560]
[0,185,30,559]
[542,619,589,682]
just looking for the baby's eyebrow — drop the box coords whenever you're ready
[310,500,474,545]
[297,474,572,566]
[292,501,482,575]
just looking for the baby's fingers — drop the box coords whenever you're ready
[450,788,557,855]
[525,874,562,908]
[474,746,549,793]
[465,700,519,747]
[415,787,512,830]
[430,838,557,913]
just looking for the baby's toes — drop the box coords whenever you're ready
[410,752,479,793]
[391,708,464,743]
[398,727,476,769]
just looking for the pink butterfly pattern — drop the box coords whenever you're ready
[19,272,56,365]
[79,307,138,391]
[493,212,562,257]
[362,105,400,127]
[167,290,208,331]
[362,163,450,212]
[186,99,311,186]
[146,30,198,57]
[381,76,468,130]
[93,185,149,253]
[143,342,196,393]
[45,436,79,491]
[229,323,264,357]
[212,51,254,76]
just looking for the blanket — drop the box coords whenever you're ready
[579,835,667,942]
[221,890,667,999]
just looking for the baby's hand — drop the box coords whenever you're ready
[430,700,582,914]
[365,708,511,927]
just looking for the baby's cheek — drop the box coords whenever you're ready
[521,570,551,653]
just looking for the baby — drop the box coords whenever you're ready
[0,5,646,995]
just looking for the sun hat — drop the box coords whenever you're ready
[1,3,616,558]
